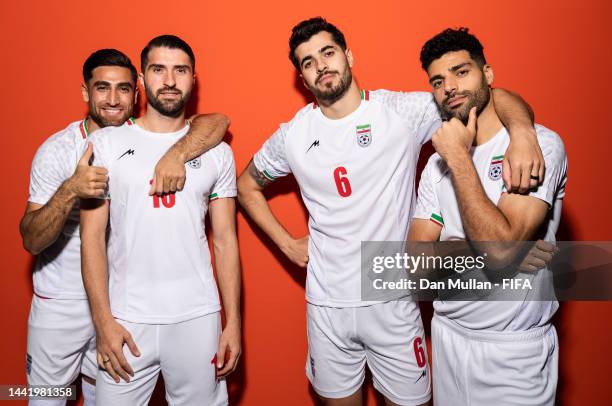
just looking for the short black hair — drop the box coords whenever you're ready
[289,17,347,70]
[420,28,486,71]
[141,34,195,72]
[82,49,137,84]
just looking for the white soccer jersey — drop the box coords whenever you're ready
[254,90,441,307]
[414,124,568,331]
[90,123,236,324]
[27,119,92,299]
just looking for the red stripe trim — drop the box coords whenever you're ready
[79,120,87,139]
[429,218,443,227]
[357,129,370,134]
[364,90,369,100]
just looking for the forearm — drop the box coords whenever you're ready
[238,189,294,250]
[82,234,113,327]
[492,88,534,131]
[213,241,241,325]
[170,113,229,162]
[447,152,513,241]
[20,181,77,254]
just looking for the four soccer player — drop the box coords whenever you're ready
[21,20,563,406]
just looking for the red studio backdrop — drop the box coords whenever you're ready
[1,0,610,404]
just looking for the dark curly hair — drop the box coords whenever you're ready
[420,28,486,71]
[289,17,347,70]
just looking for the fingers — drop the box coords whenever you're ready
[125,332,141,358]
[538,159,545,186]
[535,239,557,253]
[502,158,511,192]
[467,107,477,135]
[78,143,94,166]
[217,349,239,377]
[216,342,227,372]
[149,176,157,196]
[529,162,540,190]
[105,352,123,383]
[518,162,533,194]
[176,177,186,191]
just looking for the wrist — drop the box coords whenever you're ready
[62,178,78,200]
[445,148,471,171]
[224,315,241,329]
[92,311,114,329]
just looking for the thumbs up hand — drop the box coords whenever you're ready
[432,107,477,163]
[67,142,109,199]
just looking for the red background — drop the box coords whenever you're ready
[1,0,610,404]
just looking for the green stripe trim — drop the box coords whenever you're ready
[430,213,444,225]
[492,154,504,160]
[209,193,219,199]
[82,119,89,137]
[262,170,276,181]
[356,124,370,130]
[360,89,365,100]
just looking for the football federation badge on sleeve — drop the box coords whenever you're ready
[488,154,504,181]
[187,156,201,169]
[356,124,371,147]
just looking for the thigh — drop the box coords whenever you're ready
[306,304,366,400]
[360,301,431,406]
[27,297,95,386]
[431,316,468,406]
[95,321,160,406]
[159,313,227,406]
[470,327,558,406]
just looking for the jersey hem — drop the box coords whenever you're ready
[305,295,412,308]
[33,289,87,300]
[111,304,221,324]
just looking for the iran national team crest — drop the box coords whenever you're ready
[488,154,504,181]
[356,124,372,147]
[187,156,201,169]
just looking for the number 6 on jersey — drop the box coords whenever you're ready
[333,166,352,197]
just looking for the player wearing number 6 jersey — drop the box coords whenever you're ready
[237,17,542,406]
[80,35,240,406]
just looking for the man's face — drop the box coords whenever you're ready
[82,66,136,128]
[294,31,353,104]
[141,46,194,117]
[427,50,493,123]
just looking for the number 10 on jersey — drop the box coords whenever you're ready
[149,179,176,208]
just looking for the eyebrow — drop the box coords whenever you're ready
[428,62,473,84]
[92,80,133,89]
[300,45,338,68]
[450,62,471,72]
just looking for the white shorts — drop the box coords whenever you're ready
[96,312,227,406]
[432,315,558,406]
[306,300,430,405]
[26,295,97,386]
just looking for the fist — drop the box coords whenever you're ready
[69,143,108,199]
[432,107,477,162]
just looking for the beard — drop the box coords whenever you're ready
[308,66,353,105]
[438,75,490,125]
[146,85,191,117]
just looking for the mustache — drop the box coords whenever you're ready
[156,86,183,97]
[443,91,471,106]
[315,70,339,84]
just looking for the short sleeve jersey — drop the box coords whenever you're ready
[413,124,568,331]
[27,120,90,299]
[90,122,236,324]
[254,90,441,307]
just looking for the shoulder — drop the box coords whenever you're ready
[281,102,317,132]
[33,120,82,160]
[207,141,233,158]
[422,152,447,183]
[534,124,565,153]
[369,89,435,109]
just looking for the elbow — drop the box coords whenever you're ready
[22,237,42,256]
